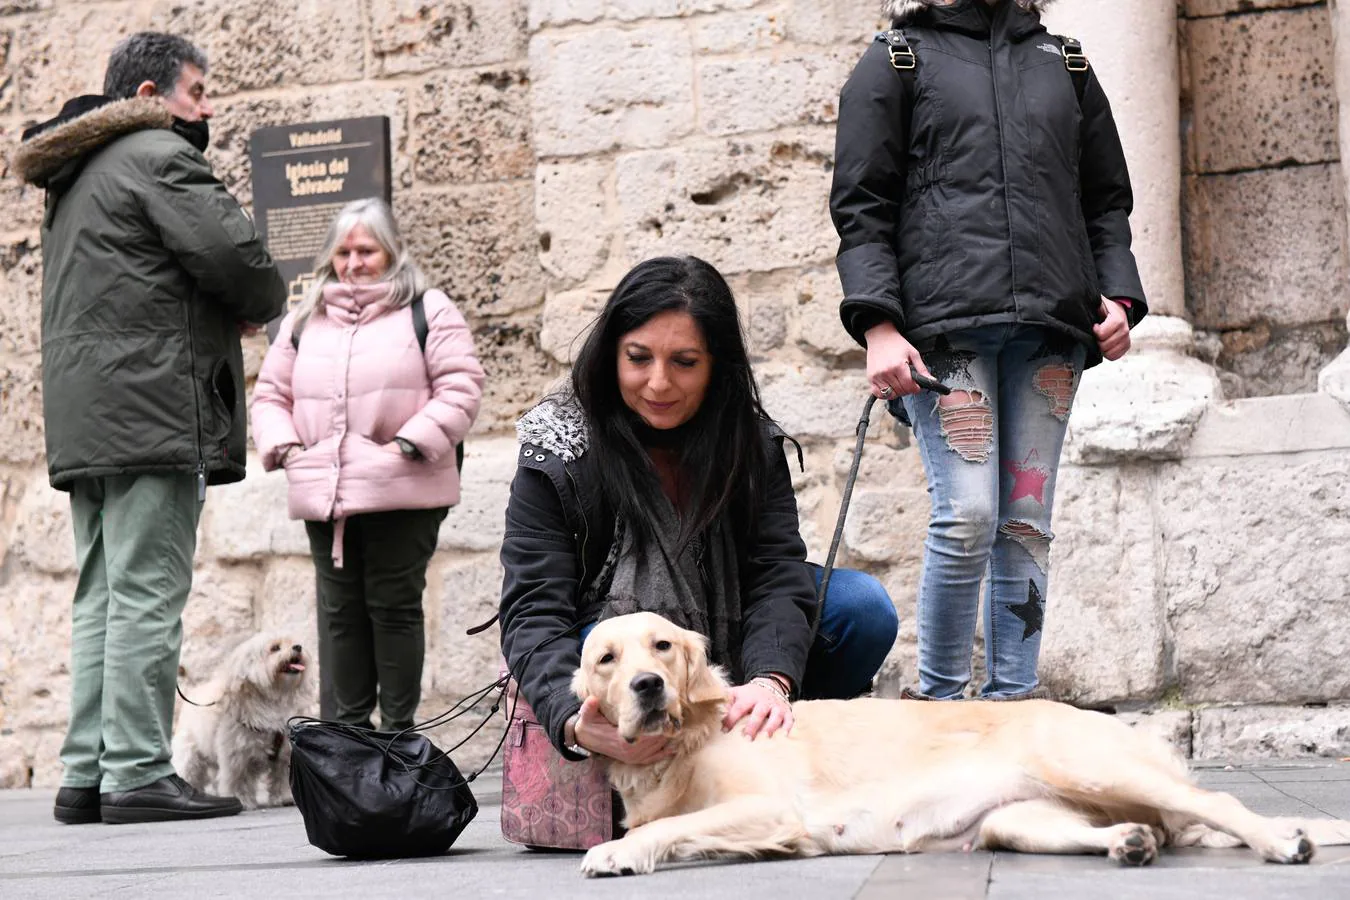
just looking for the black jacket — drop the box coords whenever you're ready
[13,96,286,490]
[498,401,817,758]
[830,0,1146,368]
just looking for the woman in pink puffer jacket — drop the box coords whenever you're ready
[251,197,484,733]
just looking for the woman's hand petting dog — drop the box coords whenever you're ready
[723,680,793,739]
[574,696,674,764]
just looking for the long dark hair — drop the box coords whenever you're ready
[572,256,772,547]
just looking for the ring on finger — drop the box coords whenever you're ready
[879,384,894,398]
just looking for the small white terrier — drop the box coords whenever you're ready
[172,631,312,809]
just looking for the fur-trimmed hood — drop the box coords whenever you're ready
[883,0,1055,23]
[12,96,172,189]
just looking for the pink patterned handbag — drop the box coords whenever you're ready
[500,678,617,850]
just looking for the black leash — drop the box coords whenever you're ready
[812,394,879,635]
[177,684,216,708]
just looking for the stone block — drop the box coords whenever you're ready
[0,576,73,730]
[615,132,838,276]
[414,68,532,185]
[28,730,61,789]
[530,23,694,157]
[540,289,604,364]
[697,48,853,136]
[257,556,319,634]
[398,183,545,320]
[1193,705,1350,760]
[1184,392,1350,457]
[1213,319,1348,398]
[370,0,527,77]
[149,0,365,94]
[692,6,787,53]
[1182,7,1337,173]
[0,354,45,465]
[758,363,883,440]
[16,5,145,114]
[0,733,30,788]
[0,238,42,358]
[427,554,507,695]
[795,268,860,359]
[437,437,520,552]
[1036,465,1166,705]
[536,160,611,284]
[1161,451,1350,704]
[9,472,73,576]
[210,88,411,208]
[200,459,310,561]
[180,565,263,687]
[528,0,604,28]
[1117,709,1195,759]
[1064,326,1221,464]
[834,443,927,566]
[785,0,883,45]
[727,269,794,356]
[472,316,565,432]
[1184,165,1349,331]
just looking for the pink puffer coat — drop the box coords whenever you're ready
[251,282,484,528]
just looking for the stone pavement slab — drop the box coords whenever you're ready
[1,762,1347,899]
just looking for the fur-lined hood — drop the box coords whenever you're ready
[12,96,172,189]
[883,0,1055,22]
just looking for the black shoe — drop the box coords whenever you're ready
[54,786,101,824]
[100,775,243,825]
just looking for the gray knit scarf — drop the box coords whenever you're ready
[592,502,744,680]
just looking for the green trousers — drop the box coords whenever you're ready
[305,507,447,733]
[61,473,201,793]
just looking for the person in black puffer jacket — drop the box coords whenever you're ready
[830,0,1146,700]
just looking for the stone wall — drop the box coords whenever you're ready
[2,0,1349,789]
[1179,0,1350,397]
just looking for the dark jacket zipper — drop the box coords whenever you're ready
[184,300,206,501]
[989,22,1020,318]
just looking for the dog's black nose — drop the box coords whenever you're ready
[630,672,664,697]
[292,644,303,652]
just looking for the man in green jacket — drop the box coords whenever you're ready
[14,32,286,825]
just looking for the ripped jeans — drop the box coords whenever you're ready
[898,325,1085,699]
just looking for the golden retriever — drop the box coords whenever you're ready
[572,612,1350,876]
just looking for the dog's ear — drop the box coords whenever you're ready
[571,662,590,702]
[682,630,728,705]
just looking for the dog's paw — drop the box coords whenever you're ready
[1261,828,1314,865]
[580,840,654,877]
[1107,823,1158,867]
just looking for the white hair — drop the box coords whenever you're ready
[292,197,427,332]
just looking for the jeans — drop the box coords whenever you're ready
[63,474,201,792]
[580,565,897,699]
[899,325,1085,700]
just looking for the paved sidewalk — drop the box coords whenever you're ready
[1,761,1348,899]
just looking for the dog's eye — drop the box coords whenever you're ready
[269,642,281,653]
[598,652,615,665]
[653,640,672,652]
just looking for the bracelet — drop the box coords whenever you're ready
[751,676,790,703]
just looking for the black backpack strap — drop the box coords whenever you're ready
[876,28,915,72]
[410,291,464,473]
[410,292,428,353]
[1057,35,1090,105]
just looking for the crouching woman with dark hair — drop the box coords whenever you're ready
[499,255,898,777]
